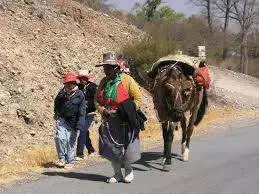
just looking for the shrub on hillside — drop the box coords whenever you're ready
[121,37,176,84]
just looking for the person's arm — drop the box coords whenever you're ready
[87,83,98,114]
[54,88,66,119]
[127,76,142,109]
[94,78,107,116]
[76,92,86,131]
[54,94,59,116]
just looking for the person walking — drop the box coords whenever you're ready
[75,68,98,160]
[95,52,143,183]
[54,72,85,168]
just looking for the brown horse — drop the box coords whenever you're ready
[149,61,208,171]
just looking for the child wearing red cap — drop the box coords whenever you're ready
[54,72,86,168]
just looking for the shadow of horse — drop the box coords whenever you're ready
[133,152,182,172]
[42,172,108,182]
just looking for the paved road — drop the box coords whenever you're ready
[4,119,259,194]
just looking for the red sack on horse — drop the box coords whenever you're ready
[194,67,211,89]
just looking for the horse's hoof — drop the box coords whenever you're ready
[161,157,166,165]
[181,143,186,155]
[162,164,171,172]
[182,148,189,162]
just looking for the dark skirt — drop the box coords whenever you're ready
[99,114,141,164]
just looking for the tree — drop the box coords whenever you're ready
[214,0,238,60]
[132,2,184,26]
[189,0,214,32]
[155,6,185,21]
[230,0,258,74]
[144,0,162,21]
[132,0,162,21]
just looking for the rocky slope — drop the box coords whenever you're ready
[0,0,146,161]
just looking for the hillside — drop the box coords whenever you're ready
[0,0,146,161]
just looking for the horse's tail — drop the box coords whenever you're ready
[194,89,208,126]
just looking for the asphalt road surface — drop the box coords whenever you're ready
[4,119,259,194]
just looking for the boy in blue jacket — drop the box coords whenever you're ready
[54,72,85,168]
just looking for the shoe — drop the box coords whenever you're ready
[106,174,123,183]
[88,152,98,157]
[64,163,74,169]
[74,156,84,161]
[55,160,65,168]
[124,170,134,183]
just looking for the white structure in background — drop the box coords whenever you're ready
[198,46,206,61]
[176,49,183,55]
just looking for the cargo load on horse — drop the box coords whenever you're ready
[148,54,211,90]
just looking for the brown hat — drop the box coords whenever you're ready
[95,52,120,67]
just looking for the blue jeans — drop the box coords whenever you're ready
[55,117,77,163]
[76,115,95,157]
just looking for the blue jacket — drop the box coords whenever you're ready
[54,88,86,131]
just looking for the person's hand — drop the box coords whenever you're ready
[76,128,83,132]
[102,109,116,117]
[87,112,96,116]
[53,114,58,120]
[102,109,111,117]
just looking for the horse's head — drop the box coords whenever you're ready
[163,64,193,121]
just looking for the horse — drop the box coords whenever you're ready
[149,61,208,171]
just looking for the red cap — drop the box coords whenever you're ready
[63,72,78,83]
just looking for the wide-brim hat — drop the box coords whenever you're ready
[95,52,120,67]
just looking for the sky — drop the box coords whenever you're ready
[107,0,200,16]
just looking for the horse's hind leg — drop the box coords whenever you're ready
[162,121,176,171]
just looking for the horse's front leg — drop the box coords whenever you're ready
[184,108,200,161]
[180,115,187,155]
[184,90,204,161]
[162,121,176,171]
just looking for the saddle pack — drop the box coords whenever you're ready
[194,66,211,89]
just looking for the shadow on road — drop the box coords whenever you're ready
[42,152,182,180]
[42,172,108,182]
[134,152,182,172]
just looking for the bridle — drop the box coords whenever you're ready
[163,64,194,114]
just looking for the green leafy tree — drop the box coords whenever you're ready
[144,0,162,21]
[155,6,185,21]
[132,2,185,27]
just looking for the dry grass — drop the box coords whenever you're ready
[0,108,258,185]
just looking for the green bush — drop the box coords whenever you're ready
[121,37,176,84]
